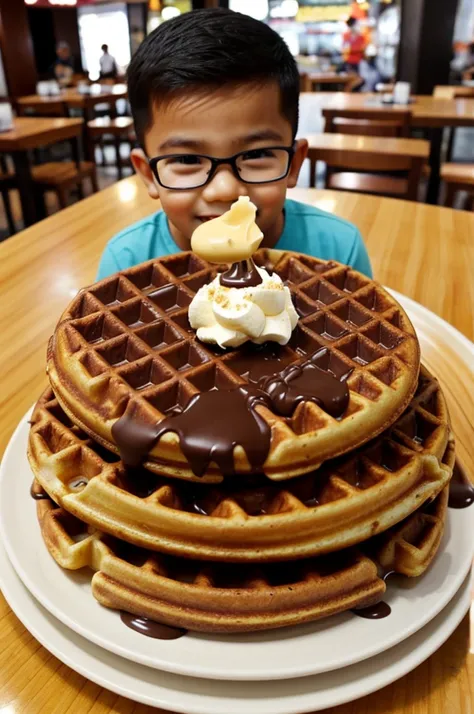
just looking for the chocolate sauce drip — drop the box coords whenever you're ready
[30,481,51,500]
[112,415,163,468]
[448,460,474,509]
[120,612,186,639]
[231,344,294,384]
[113,386,272,477]
[353,601,391,619]
[154,386,271,477]
[259,357,350,418]
[220,259,263,288]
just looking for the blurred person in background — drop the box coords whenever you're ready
[52,41,74,87]
[359,46,383,91]
[99,44,119,79]
[342,17,367,73]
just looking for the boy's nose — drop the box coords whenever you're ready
[201,165,247,203]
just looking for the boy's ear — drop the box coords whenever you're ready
[287,139,308,188]
[131,148,160,199]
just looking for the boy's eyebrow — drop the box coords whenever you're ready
[157,129,286,153]
[157,137,204,152]
[239,130,286,143]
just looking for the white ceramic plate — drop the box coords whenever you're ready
[0,539,470,714]
[1,295,473,683]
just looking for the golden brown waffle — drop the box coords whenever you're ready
[47,250,420,482]
[374,440,454,577]
[34,494,383,633]
[28,366,452,562]
[34,483,448,633]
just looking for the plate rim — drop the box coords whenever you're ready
[0,537,470,714]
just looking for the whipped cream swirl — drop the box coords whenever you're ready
[189,266,299,348]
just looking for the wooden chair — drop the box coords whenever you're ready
[0,154,17,236]
[323,109,412,137]
[307,134,428,201]
[86,117,135,179]
[31,139,98,210]
[15,100,68,118]
[441,163,474,208]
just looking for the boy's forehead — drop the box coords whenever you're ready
[145,81,293,154]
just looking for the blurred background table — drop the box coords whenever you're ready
[300,92,474,203]
[0,176,473,713]
[16,84,128,118]
[0,116,83,226]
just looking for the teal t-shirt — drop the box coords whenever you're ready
[97,198,372,280]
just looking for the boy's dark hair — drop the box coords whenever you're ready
[127,8,300,149]
[346,16,358,29]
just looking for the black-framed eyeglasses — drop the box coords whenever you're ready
[148,146,295,190]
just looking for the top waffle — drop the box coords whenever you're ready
[47,250,420,482]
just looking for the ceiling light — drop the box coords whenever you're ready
[161,6,180,20]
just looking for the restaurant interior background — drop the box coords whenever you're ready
[0,0,471,239]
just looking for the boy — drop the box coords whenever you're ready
[97,8,372,280]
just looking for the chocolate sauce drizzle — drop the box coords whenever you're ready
[258,356,350,419]
[30,481,51,500]
[353,601,391,619]
[220,259,263,289]
[120,612,186,639]
[448,460,474,509]
[113,341,350,475]
[113,385,272,477]
[230,344,294,384]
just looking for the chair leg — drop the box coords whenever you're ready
[57,186,69,209]
[90,169,99,194]
[115,136,123,180]
[463,191,474,212]
[446,128,456,162]
[77,181,85,200]
[444,183,457,208]
[309,158,316,187]
[1,189,16,236]
[98,137,105,165]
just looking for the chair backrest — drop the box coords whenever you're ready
[323,109,412,137]
[307,135,426,201]
[16,100,68,118]
[330,117,405,137]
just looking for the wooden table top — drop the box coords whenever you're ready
[17,83,128,110]
[305,133,430,158]
[434,85,474,99]
[301,92,474,127]
[1,176,474,713]
[0,116,83,151]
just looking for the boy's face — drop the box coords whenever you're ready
[131,82,308,250]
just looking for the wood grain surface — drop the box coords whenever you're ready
[301,92,474,128]
[305,133,430,157]
[0,117,83,151]
[1,176,474,713]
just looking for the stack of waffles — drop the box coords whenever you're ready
[28,250,454,632]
